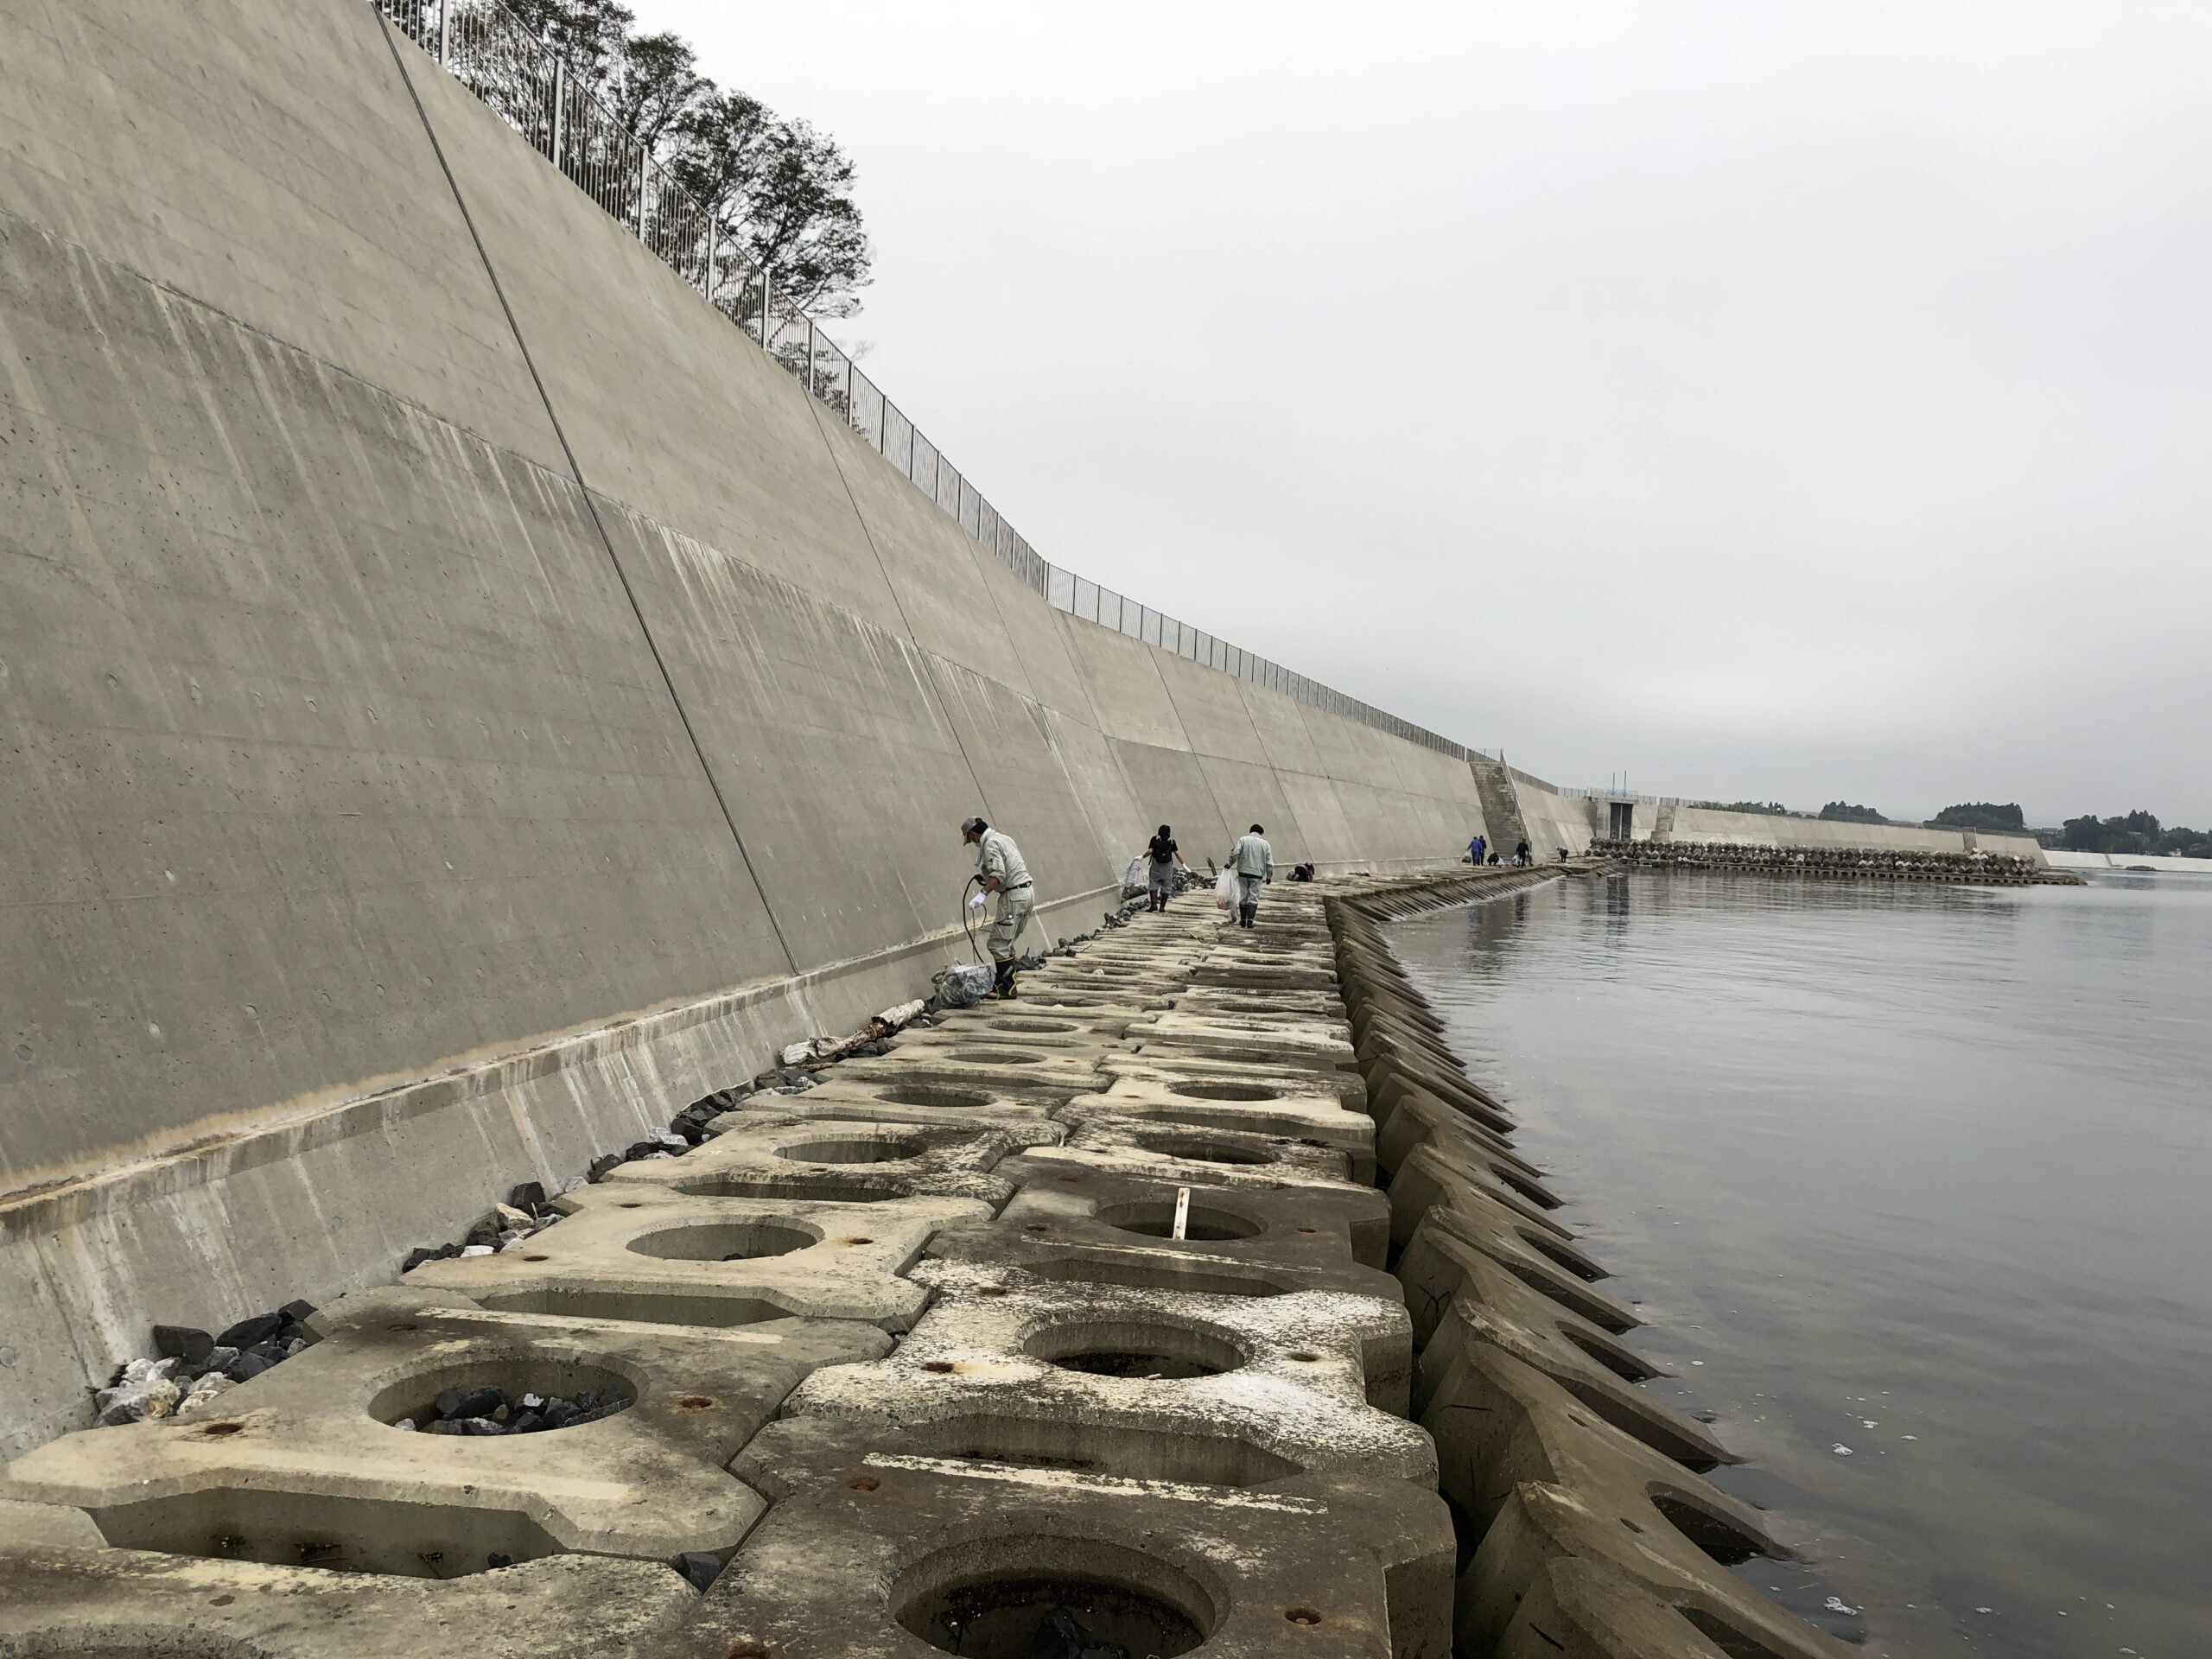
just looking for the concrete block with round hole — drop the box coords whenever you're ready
[785,1259,1425,1460]
[829,1046,1109,1101]
[1164,987,1353,1027]
[1446,1353,1852,1659]
[0,1544,696,1656]
[1020,1112,1358,1191]
[683,1414,1457,1659]
[925,1216,1403,1310]
[1058,1084,1376,1184]
[1122,1017,1356,1068]
[988,1150,1391,1268]
[1100,1053,1367,1112]
[1186,961,1340,993]
[402,1188,990,1332]
[1395,1193,1637,1341]
[923,1007,1142,1042]
[1,1287,887,1576]
[601,1114,1038,1206]
[717,1076,1067,1130]
[1412,1252,1734,1470]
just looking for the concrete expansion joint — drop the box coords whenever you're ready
[0,864,1840,1656]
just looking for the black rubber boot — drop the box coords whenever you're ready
[989,961,1018,1000]
[1238,903,1256,928]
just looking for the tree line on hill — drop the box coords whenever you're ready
[502,0,873,320]
[1685,798,2209,858]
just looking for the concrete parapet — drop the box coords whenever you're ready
[692,1415,1458,1659]
[0,1547,696,1656]
[785,1259,1427,1476]
[404,1188,988,1331]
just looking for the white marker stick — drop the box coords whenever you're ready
[1172,1185,1191,1241]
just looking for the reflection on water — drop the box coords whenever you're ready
[1388,872,2212,1659]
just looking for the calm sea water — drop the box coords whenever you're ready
[1387,872,2212,1659]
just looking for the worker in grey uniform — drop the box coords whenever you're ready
[1226,823,1274,929]
[962,816,1034,999]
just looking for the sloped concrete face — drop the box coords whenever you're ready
[4,1290,885,1576]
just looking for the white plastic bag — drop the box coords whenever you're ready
[1122,857,1147,892]
[1215,868,1238,909]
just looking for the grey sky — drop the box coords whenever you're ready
[660,1,2212,826]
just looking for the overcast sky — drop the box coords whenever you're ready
[658,1,2212,827]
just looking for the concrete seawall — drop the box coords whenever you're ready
[0,0,1499,1453]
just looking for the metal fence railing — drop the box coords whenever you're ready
[374,0,1491,763]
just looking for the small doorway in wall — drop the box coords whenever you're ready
[1608,800,1634,840]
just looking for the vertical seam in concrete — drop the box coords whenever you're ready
[800,398,998,830]
[373,18,798,976]
[1124,639,1240,851]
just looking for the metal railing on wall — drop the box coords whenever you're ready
[374,0,1492,763]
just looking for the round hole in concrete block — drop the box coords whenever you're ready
[1286,1607,1325,1626]
[776,1135,925,1165]
[876,1084,994,1110]
[625,1220,815,1262]
[368,1360,636,1432]
[1132,1132,1274,1167]
[892,1535,1213,1658]
[1096,1199,1261,1243]
[1023,1319,1244,1380]
[1166,1081,1281,1103]
[981,1017,1077,1034]
[942,1049,1045,1066]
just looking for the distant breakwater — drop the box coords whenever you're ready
[1589,839,2080,886]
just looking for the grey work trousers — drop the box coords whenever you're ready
[988,885,1034,962]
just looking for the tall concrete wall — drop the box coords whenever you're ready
[0,0,1490,1452]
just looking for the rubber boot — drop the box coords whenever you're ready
[987,960,1017,1001]
[1238,903,1256,929]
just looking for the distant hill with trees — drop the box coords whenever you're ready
[1819,802,1888,823]
[2045,810,2212,860]
[1929,803,2027,832]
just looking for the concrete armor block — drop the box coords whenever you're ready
[601,1114,1035,1205]
[3,1289,886,1576]
[787,1260,1425,1467]
[680,1415,1459,1659]
[404,1189,991,1332]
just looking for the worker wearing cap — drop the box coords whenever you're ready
[1227,823,1274,929]
[962,816,1034,999]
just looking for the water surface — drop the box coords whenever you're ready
[1388,872,2212,1658]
